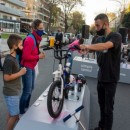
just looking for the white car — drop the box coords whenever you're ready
[62,34,69,44]
[64,33,76,43]
[47,32,69,45]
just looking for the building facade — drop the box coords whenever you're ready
[0,0,26,32]
[21,0,50,30]
[58,11,65,30]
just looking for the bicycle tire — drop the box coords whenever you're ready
[47,80,64,118]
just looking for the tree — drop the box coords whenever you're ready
[122,3,130,28]
[59,0,83,32]
[51,6,61,26]
[122,12,130,28]
[90,24,96,35]
[110,0,128,30]
[126,3,130,13]
[122,3,130,41]
[71,11,85,33]
[106,12,116,22]
[45,0,60,32]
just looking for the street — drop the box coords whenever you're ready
[0,47,130,130]
[0,38,48,56]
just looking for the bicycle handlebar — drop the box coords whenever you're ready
[43,45,81,60]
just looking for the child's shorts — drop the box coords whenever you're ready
[4,95,20,116]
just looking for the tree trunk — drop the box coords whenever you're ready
[65,14,68,33]
[48,8,53,32]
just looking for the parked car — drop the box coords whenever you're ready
[63,34,69,45]
[64,33,76,43]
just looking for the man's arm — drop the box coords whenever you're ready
[85,41,114,51]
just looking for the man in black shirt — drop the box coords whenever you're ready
[80,14,122,130]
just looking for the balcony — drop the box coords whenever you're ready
[6,0,26,8]
[39,6,50,13]
[0,4,25,17]
[38,12,50,18]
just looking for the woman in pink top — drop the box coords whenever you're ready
[20,19,45,114]
[68,38,84,69]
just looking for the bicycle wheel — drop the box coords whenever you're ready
[47,80,64,118]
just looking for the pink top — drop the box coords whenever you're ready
[68,40,79,51]
[21,31,42,69]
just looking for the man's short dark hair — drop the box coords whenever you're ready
[31,19,43,29]
[7,34,22,49]
[94,13,109,23]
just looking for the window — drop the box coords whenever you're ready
[3,15,8,19]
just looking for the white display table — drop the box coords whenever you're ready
[14,84,90,130]
[72,56,130,84]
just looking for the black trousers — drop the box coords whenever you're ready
[97,81,117,130]
[55,42,62,56]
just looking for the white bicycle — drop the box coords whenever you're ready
[43,46,86,118]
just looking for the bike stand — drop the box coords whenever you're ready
[63,105,87,130]
[68,84,80,101]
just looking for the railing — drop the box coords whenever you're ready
[0,4,25,17]
[6,0,26,8]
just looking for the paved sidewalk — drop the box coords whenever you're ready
[0,38,48,56]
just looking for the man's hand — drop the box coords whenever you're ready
[80,45,89,55]
[39,52,45,59]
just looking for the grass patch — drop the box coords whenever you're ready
[1,33,26,39]
[1,33,47,39]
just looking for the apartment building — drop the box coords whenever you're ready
[0,0,26,32]
[21,0,50,30]
[58,11,65,29]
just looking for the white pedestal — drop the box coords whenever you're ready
[72,56,130,84]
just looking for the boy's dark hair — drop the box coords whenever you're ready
[7,34,22,49]
[79,38,84,44]
[31,19,43,30]
[94,13,109,23]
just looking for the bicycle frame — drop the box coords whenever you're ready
[52,52,72,99]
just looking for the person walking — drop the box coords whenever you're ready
[80,13,122,130]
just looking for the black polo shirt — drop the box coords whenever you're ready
[97,32,122,82]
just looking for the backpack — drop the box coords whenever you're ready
[17,33,37,65]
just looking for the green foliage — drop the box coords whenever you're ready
[46,0,83,32]
[72,11,85,32]
[59,0,83,32]
[122,12,130,28]
[51,5,61,26]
